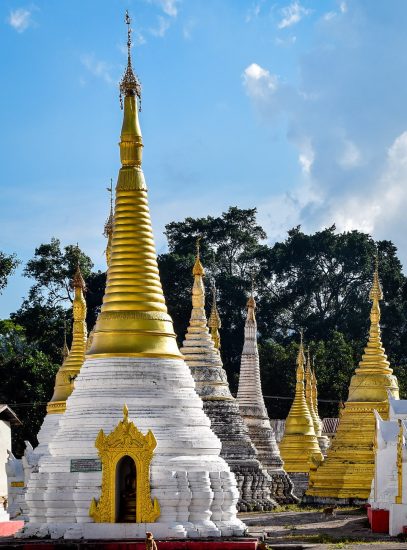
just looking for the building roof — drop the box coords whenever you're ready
[0,405,22,426]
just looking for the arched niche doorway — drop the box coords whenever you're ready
[89,405,160,524]
[116,455,137,522]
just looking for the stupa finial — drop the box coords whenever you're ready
[103,179,114,267]
[193,236,204,277]
[119,10,141,109]
[208,282,221,350]
[305,348,321,437]
[247,271,256,320]
[357,251,390,372]
[72,263,86,293]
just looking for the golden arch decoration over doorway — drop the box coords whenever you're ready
[89,404,160,523]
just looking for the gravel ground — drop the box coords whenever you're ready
[240,508,407,549]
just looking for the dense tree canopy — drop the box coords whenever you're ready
[2,207,407,451]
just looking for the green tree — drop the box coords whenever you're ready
[0,320,59,454]
[12,239,105,360]
[0,251,19,293]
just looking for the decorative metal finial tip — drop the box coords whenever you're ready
[119,10,142,108]
[196,235,202,259]
[123,403,129,421]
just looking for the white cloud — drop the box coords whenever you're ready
[183,18,196,40]
[275,35,297,46]
[278,2,311,29]
[80,54,113,84]
[338,140,362,169]
[323,11,337,22]
[298,139,315,174]
[7,8,32,33]
[150,16,171,37]
[243,63,279,99]
[149,0,180,17]
[246,1,264,23]
[326,132,407,235]
[339,1,348,14]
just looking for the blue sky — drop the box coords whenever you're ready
[1,0,407,316]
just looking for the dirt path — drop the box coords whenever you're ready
[240,508,407,549]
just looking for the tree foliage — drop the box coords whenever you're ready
[0,320,59,454]
[0,251,19,294]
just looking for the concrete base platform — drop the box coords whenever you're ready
[0,538,258,549]
[302,495,367,506]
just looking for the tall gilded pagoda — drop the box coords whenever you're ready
[306,259,399,502]
[21,13,245,540]
[180,245,277,511]
[279,335,323,497]
[237,289,296,502]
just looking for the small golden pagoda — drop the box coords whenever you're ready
[307,352,330,455]
[47,265,87,414]
[208,285,221,351]
[306,258,399,501]
[279,335,323,473]
[305,350,321,436]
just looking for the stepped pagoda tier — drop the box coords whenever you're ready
[306,260,399,503]
[237,291,296,503]
[279,336,323,497]
[180,246,277,511]
[305,351,329,456]
[21,15,245,540]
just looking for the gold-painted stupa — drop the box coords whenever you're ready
[279,335,323,473]
[306,259,399,501]
[208,285,221,351]
[86,42,181,360]
[47,265,87,414]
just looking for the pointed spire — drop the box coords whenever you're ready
[193,235,204,277]
[305,348,321,437]
[208,283,221,350]
[279,332,323,472]
[47,266,88,414]
[311,357,323,437]
[103,179,114,267]
[357,252,391,373]
[180,246,232,400]
[87,13,181,359]
[283,331,314,436]
[119,11,141,107]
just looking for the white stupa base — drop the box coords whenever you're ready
[22,357,246,539]
[18,519,245,540]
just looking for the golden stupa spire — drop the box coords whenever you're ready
[305,348,321,437]
[311,358,323,437]
[284,332,314,435]
[87,12,181,359]
[356,253,391,374]
[103,179,114,267]
[279,332,323,472]
[47,264,87,414]
[208,282,221,350]
[306,253,399,500]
